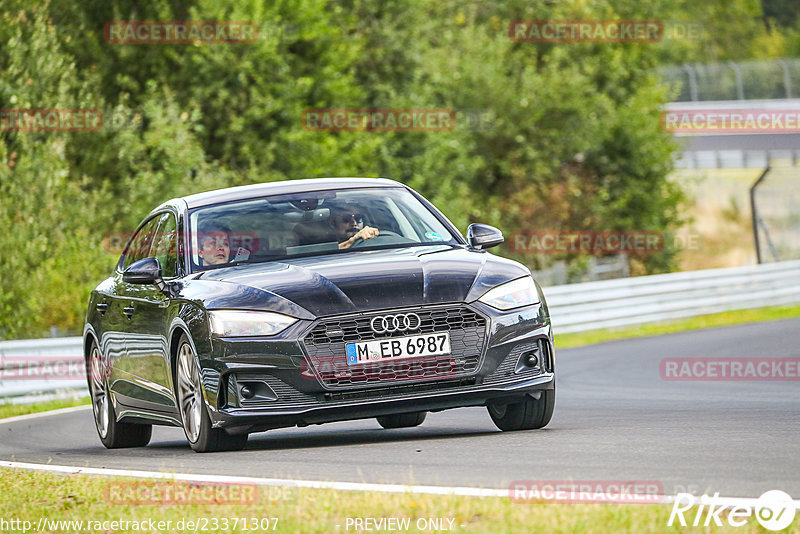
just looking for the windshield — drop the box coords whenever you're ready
[188,187,459,271]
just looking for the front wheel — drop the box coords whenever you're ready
[88,342,152,448]
[176,335,248,452]
[377,411,427,429]
[487,389,555,431]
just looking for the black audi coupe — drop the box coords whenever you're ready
[83,178,555,452]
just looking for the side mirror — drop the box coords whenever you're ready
[467,223,504,250]
[123,257,163,285]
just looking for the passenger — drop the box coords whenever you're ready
[197,221,232,266]
[329,205,379,249]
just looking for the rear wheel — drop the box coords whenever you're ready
[487,389,555,431]
[376,411,427,429]
[176,335,248,452]
[88,342,152,448]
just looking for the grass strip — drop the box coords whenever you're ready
[0,396,90,419]
[0,468,784,533]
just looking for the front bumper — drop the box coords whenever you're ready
[215,374,554,434]
[199,301,554,433]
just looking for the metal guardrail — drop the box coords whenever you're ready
[0,337,84,401]
[2,260,800,399]
[660,59,800,102]
[544,259,800,333]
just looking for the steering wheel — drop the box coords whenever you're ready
[350,230,401,247]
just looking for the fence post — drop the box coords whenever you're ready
[682,64,699,101]
[777,59,792,98]
[750,166,771,264]
[728,61,745,100]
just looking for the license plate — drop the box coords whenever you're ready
[346,332,451,365]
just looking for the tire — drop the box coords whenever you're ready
[175,335,248,452]
[487,388,555,431]
[88,341,152,448]
[376,411,427,429]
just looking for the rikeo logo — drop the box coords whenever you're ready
[669,491,796,530]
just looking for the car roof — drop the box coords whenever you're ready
[157,177,406,212]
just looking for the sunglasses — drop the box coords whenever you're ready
[337,213,363,224]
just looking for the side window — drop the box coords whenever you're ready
[151,212,179,278]
[122,216,161,271]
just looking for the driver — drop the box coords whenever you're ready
[329,204,379,249]
[197,221,232,266]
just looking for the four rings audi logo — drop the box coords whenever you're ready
[370,313,422,334]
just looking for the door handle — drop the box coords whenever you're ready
[123,305,136,317]
[96,303,109,314]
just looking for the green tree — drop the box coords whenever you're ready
[1,0,709,337]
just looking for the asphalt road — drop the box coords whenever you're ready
[2,318,799,498]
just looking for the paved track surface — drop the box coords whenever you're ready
[2,318,799,498]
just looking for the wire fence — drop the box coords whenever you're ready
[661,59,800,101]
[753,167,800,263]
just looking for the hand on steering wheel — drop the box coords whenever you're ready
[356,226,380,241]
[349,229,405,248]
[341,226,380,249]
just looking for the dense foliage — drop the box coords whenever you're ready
[0,0,791,338]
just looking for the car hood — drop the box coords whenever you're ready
[193,245,529,317]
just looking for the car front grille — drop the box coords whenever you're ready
[301,305,487,388]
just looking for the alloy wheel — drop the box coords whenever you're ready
[177,342,203,443]
[89,345,109,438]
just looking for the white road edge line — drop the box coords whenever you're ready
[0,404,90,424]
[0,460,516,498]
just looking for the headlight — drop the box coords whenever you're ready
[478,276,541,311]
[208,310,297,337]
